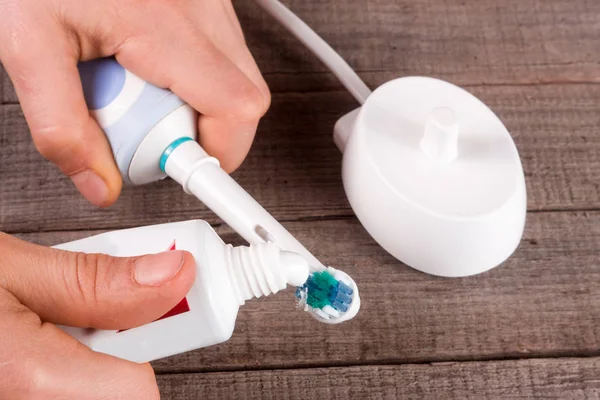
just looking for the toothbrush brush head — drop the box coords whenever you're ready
[296,267,356,323]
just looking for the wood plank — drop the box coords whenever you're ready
[15,211,600,372]
[156,358,600,400]
[1,0,599,102]
[0,66,14,104]
[1,83,599,233]
[240,0,600,92]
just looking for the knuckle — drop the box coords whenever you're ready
[234,84,270,121]
[30,126,63,158]
[64,252,106,309]
[24,361,52,395]
[6,352,53,398]
[31,124,83,163]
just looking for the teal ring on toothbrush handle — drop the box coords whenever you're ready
[160,137,195,172]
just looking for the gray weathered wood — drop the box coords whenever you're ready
[156,358,600,400]
[1,0,599,103]
[240,0,600,92]
[1,0,599,396]
[1,84,599,233]
[15,211,600,372]
[0,67,13,104]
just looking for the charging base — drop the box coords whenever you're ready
[336,77,527,277]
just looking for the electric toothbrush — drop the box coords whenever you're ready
[77,57,360,324]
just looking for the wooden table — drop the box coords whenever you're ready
[1,0,599,398]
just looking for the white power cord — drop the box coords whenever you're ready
[253,0,372,104]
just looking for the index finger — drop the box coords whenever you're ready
[114,12,268,121]
[111,10,269,171]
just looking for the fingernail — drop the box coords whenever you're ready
[134,251,185,286]
[71,170,109,206]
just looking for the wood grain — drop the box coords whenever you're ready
[0,66,13,104]
[240,0,600,92]
[1,84,599,233]
[1,0,599,395]
[1,0,599,103]
[156,358,600,400]
[16,210,600,372]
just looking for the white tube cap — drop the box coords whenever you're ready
[338,77,527,277]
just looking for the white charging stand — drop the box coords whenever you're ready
[334,77,527,277]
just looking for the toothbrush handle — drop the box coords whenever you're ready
[78,57,185,181]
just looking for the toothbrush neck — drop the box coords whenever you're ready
[161,138,220,194]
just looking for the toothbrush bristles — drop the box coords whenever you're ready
[296,269,353,317]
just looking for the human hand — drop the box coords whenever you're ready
[0,0,270,207]
[0,233,196,399]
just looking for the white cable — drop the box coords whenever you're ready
[253,0,372,104]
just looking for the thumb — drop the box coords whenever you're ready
[0,233,196,330]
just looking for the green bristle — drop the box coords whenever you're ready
[305,270,339,309]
